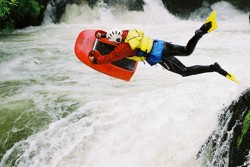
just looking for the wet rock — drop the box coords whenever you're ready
[15,0,50,28]
[161,0,204,18]
[51,0,73,23]
[197,89,250,167]
[161,0,250,18]
[225,0,250,12]
[50,0,145,23]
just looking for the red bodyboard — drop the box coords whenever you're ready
[74,30,138,81]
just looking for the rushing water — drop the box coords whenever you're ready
[0,0,250,166]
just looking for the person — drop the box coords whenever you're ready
[88,22,228,78]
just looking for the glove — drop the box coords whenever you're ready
[88,50,101,64]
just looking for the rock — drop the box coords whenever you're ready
[51,0,73,23]
[161,0,204,18]
[50,0,145,23]
[197,89,250,167]
[14,0,50,28]
[225,0,250,12]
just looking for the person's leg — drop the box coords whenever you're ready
[159,56,187,75]
[159,22,224,77]
[167,35,202,56]
[166,21,213,57]
[184,65,214,76]
[160,56,215,77]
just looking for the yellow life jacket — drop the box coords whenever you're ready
[125,29,153,61]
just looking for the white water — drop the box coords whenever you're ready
[0,1,250,167]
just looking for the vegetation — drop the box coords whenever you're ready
[0,0,44,32]
[0,0,17,31]
[237,110,250,148]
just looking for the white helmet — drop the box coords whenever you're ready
[106,29,123,44]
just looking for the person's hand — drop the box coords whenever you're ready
[96,32,102,39]
[89,50,101,64]
[89,54,94,63]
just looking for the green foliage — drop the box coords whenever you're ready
[15,0,41,19]
[237,110,250,148]
[0,0,43,32]
[0,0,18,19]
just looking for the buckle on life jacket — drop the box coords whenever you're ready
[136,49,149,57]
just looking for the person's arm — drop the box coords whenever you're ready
[89,43,137,64]
[96,32,106,38]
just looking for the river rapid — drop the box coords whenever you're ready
[0,1,250,167]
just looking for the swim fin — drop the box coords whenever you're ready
[204,10,218,33]
[226,73,240,84]
[212,63,239,83]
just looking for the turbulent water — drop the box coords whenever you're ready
[0,0,250,166]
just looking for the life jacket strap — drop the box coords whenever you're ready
[136,49,150,57]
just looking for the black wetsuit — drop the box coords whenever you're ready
[159,34,214,77]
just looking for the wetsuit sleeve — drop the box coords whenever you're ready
[95,43,137,64]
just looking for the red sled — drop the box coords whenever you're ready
[74,30,138,81]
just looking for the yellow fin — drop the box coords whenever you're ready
[226,72,240,84]
[205,10,218,32]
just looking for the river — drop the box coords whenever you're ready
[0,0,250,166]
